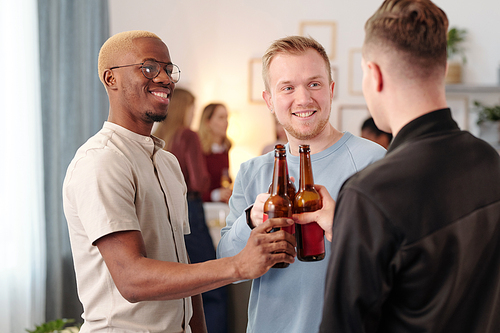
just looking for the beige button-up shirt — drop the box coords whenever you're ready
[63,122,192,332]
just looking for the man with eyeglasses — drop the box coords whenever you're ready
[63,30,296,333]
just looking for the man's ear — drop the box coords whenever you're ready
[368,61,383,92]
[103,69,117,90]
[329,81,335,103]
[262,89,274,114]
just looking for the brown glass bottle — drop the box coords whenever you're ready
[263,144,294,268]
[268,144,297,215]
[294,145,325,262]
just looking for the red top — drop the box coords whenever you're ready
[168,127,210,194]
[202,151,230,202]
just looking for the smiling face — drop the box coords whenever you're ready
[263,48,334,141]
[105,37,175,134]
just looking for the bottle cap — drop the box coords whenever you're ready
[298,144,310,153]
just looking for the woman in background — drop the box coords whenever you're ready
[154,88,210,201]
[154,89,228,333]
[198,103,233,204]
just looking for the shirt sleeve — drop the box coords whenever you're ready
[65,148,141,244]
[320,187,402,333]
[216,165,253,259]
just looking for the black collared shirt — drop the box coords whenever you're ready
[320,109,500,333]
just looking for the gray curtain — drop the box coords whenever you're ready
[38,0,109,323]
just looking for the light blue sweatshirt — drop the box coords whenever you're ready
[217,132,386,333]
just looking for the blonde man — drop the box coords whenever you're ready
[63,30,295,333]
[217,36,385,332]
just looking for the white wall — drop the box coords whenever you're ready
[109,0,500,177]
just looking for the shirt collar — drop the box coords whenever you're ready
[103,121,165,154]
[388,108,460,154]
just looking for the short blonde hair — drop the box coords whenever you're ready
[97,30,162,84]
[262,36,332,92]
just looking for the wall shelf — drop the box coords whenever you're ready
[444,84,500,150]
[446,84,500,94]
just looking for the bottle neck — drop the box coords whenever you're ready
[299,150,314,190]
[271,154,288,196]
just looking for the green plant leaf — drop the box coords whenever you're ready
[447,26,467,64]
[26,318,76,333]
[474,100,500,124]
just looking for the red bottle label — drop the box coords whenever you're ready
[301,222,324,256]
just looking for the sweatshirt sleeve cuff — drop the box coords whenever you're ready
[245,205,255,229]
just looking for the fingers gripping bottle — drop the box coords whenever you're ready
[264,144,295,268]
[294,145,325,262]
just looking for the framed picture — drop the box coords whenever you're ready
[299,21,337,60]
[348,48,363,96]
[248,58,265,104]
[446,95,469,130]
[337,104,370,136]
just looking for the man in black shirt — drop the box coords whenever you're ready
[320,1,500,332]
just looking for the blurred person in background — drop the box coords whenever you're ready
[198,103,233,204]
[153,88,228,333]
[360,116,392,149]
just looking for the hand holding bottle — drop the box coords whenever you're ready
[248,193,271,228]
[234,217,296,279]
[218,187,232,203]
[292,184,335,242]
[212,167,233,203]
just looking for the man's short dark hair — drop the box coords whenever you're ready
[363,0,448,80]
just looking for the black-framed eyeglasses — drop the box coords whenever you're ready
[109,60,181,83]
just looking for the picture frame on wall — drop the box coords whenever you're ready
[299,21,337,60]
[348,48,363,96]
[337,104,370,136]
[248,58,265,104]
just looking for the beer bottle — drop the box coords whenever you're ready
[220,167,231,189]
[294,145,325,261]
[268,144,296,212]
[263,144,294,268]
[285,153,296,208]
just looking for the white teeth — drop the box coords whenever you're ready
[294,111,315,118]
[151,91,169,99]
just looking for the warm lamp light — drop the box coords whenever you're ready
[228,146,256,180]
[227,111,243,143]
